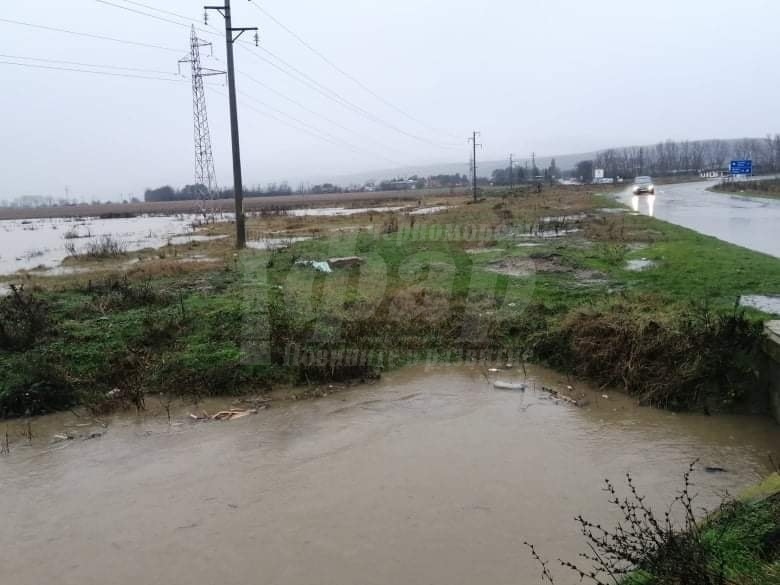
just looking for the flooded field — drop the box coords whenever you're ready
[0,214,214,276]
[0,203,448,278]
[2,364,778,585]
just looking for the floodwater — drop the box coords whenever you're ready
[619,181,780,258]
[287,206,408,217]
[2,364,779,585]
[740,294,780,315]
[246,236,312,250]
[0,214,219,276]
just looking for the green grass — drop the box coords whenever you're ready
[562,214,780,311]
[2,189,779,417]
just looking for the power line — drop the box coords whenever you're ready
[86,1,459,151]
[0,53,178,76]
[237,68,408,159]
[108,0,204,25]
[93,0,220,40]
[0,17,181,52]
[237,89,402,166]
[238,44,459,150]
[247,0,459,141]
[94,0,194,30]
[0,59,186,81]
[254,44,461,149]
[210,87,402,166]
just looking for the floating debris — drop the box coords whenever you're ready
[190,408,258,422]
[493,381,526,391]
[295,260,332,273]
[327,256,364,269]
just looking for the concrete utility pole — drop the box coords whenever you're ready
[468,131,482,202]
[509,154,514,190]
[205,0,257,249]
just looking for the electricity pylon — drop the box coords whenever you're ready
[180,26,221,216]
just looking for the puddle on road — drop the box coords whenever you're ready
[1,364,778,585]
[740,294,780,315]
[1,364,777,585]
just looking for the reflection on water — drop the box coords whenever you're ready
[631,194,655,216]
[619,181,780,258]
[1,364,778,585]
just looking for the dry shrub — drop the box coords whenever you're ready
[0,285,52,351]
[545,302,761,410]
[83,235,127,258]
[526,462,749,585]
[86,276,168,312]
[382,214,399,234]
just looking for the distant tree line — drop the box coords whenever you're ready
[491,158,559,185]
[143,173,474,202]
[144,182,295,202]
[574,136,780,180]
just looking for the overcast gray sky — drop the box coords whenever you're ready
[1,0,778,200]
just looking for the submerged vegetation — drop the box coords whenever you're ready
[1,186,780,418]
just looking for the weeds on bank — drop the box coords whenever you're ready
[541,301,761,411]
[0,285,51,351]
[526,462,780,584]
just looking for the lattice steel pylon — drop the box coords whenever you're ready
[180,26,221,216]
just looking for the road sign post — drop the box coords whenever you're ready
[730,160,753,176]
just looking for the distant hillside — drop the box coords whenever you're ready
[307,136,777,185]
[320,151,595,186]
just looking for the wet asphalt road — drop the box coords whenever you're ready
[617,180,780,258]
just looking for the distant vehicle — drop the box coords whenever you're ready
[633,176,655,194]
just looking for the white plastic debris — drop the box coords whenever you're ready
[493,381,526,391]
[295,260,332,273]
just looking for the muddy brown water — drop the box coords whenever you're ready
[2,364,779,585]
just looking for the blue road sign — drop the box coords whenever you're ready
[730,160,753,175]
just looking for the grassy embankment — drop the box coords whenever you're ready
[712,178,780,200]
[529,469,780,584]
[628,472,780,584]
[2,185,780,418]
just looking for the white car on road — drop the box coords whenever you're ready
[633,176,655,195]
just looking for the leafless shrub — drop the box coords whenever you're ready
[83,235,127,258]
[382,214,399,234]
[526,462,738,585]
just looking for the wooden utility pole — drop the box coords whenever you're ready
[205,0,257,249]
